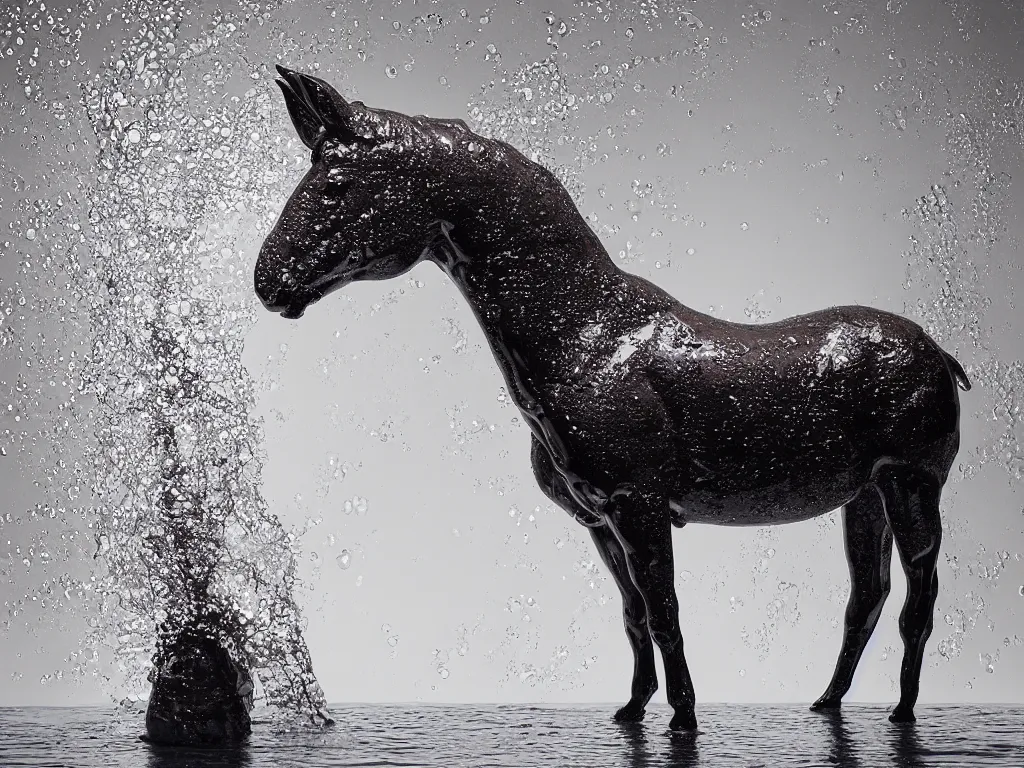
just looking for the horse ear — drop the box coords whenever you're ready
[276,65,368,144]
[274,72,325,150]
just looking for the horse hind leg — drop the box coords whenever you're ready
[589,526,659,721]
[874,466,943,723]
[812,486,893,710]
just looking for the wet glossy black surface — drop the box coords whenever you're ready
[255,66,971,731]
[144,616,255,746]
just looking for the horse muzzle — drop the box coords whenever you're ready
[255,264,316,319]
[255,280,314,319]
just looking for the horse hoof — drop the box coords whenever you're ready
[888,705,916,723]
[669,712,698,731]
[810,697,841,711]
[613,702,647,722]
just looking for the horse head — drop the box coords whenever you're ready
[255,65,470,318]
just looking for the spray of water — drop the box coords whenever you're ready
[2,0,330,726]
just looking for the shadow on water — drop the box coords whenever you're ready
[143,740,253,768]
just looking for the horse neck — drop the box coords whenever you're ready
[430,226,626,344]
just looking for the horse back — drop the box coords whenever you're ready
[645,304,963,491]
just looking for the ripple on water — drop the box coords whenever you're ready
[0,704,1021,767]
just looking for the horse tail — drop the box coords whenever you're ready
[941,349,972,391]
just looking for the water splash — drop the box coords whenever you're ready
[2,0,329,724]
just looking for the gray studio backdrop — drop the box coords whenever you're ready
[1,0,1022,707]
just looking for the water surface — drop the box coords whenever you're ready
[1,704,1020,767]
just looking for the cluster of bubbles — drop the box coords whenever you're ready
[899,69,1024,673]
[458,2,719,300]
[468,54,584,200]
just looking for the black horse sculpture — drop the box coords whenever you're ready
[255,66,971,731]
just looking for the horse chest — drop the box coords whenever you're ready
[488,339,617,518]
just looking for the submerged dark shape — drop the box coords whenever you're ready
[144,612,254,745]
[256,65,972,731]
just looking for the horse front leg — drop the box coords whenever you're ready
[589,525,658,721]
[606,483,697,731]
[529,436,657,722]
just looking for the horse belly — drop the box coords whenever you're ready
[669,472,864,527]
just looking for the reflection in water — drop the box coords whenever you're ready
[616,722,651,767]
[612,721,701,768]
[891,721,927,768]
[813,709,861,768]
[145,742,253,768]
[0,705,1021,767]
[665,729,701,767]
